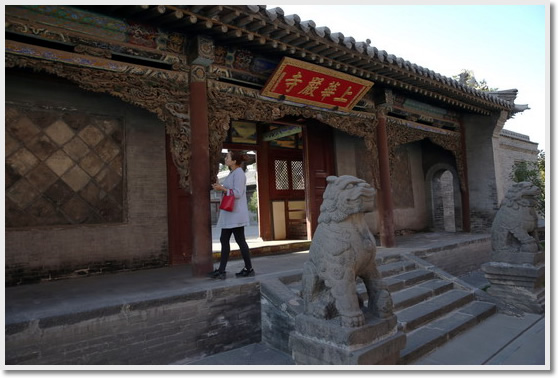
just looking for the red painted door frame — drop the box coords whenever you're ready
[304,121,335,239]
[219,119,335,242]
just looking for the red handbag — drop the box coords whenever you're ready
[219,189,235,212]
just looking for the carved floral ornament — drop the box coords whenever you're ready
[385,116,467,191]
[207,82,381,187]
[5,52,193,189]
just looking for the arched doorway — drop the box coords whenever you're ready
[432,170,456,232]
[426,164,463,232]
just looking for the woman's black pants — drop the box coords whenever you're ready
[218,226,252,272]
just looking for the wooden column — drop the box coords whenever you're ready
[257,130,273,241]
[376,112,396,247]
[459,120,471,232]
[166,134,192,265]
[188,36,215,276]
[189,65,213,276]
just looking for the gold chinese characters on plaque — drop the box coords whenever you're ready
[261,57,374,111]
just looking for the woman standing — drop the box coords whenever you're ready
[208,150,254,280]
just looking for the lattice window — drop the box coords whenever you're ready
[274,160,289,190]
[291,160,305,190]
[273,158,305,192]
[5,104,124,228]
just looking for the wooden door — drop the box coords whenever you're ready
[304,122,335,238]
[269,149,307,240]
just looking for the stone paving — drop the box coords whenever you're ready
[5,231,547,367]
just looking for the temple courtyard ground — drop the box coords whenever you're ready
[5,231,546,367]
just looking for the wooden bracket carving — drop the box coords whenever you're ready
[207,82,380,187]
[386,117,466,191]
[189,35,214,66]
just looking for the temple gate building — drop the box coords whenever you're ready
[5,5,536,285]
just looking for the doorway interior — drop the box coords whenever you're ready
[212,120,308,243]
[211,118,335,247]
[426,165,463,232]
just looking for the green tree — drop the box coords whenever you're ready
[453,69,498,92]
[510,150,545,216]
[248,190,258,217]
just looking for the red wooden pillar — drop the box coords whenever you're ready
[257,130,273,241]
[459,120,471,232]
[376,113,396,247]
[166,134,192,265]
[189,64,213,276]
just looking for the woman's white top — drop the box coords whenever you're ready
[216,167,250,229]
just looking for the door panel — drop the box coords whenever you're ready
[269,148,307,239]
[269,149,305,200]
[304,122,335,238]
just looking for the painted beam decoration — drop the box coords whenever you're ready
[261,57,374,112]
[262,125,302,141]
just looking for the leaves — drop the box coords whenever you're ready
[511,150,545,216]
[452,69,499,92]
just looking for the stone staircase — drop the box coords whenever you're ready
[261,250,497,365]
[373,254,497,364]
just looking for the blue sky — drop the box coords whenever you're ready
[269,3,548,151]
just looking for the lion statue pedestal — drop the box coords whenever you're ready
[290,176,405,365]
[481,182,544,313]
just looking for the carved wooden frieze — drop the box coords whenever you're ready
[386,116,466,191]
[6,47,192,190]
[207,81,380,187]
[6,10,188,70]
[380,89,461,132]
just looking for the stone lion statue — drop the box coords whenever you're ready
[492,181,541,254]
[302,175,393,328]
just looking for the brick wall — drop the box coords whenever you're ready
[334,132,428,234]
[5,71,170,285]
[431,170,456,232]
[394,143,428,232]
[463,113,501,232]
[497,130,539,201]
[260,273,303,354]
[5,283,261,365]
[334,130,380,234]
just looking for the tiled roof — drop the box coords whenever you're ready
[77,5,516,114]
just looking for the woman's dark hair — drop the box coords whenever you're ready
[229,150,247,171]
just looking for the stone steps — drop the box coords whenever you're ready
[391,279,453,311]
[378,260,417,278]
[399,301,497,364]
[262,252,497,365]
[384,269,436,292]
[396,289,475,331]
[377,256,497,364]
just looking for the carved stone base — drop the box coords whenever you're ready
[490,250,544,266]
[482,262,545,314]
[289,313,406,365]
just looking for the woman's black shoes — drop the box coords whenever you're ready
[235,267,255,277]
[208,268,254,279]
[207,269,226,280]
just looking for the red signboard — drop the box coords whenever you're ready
[261,57,374,112]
